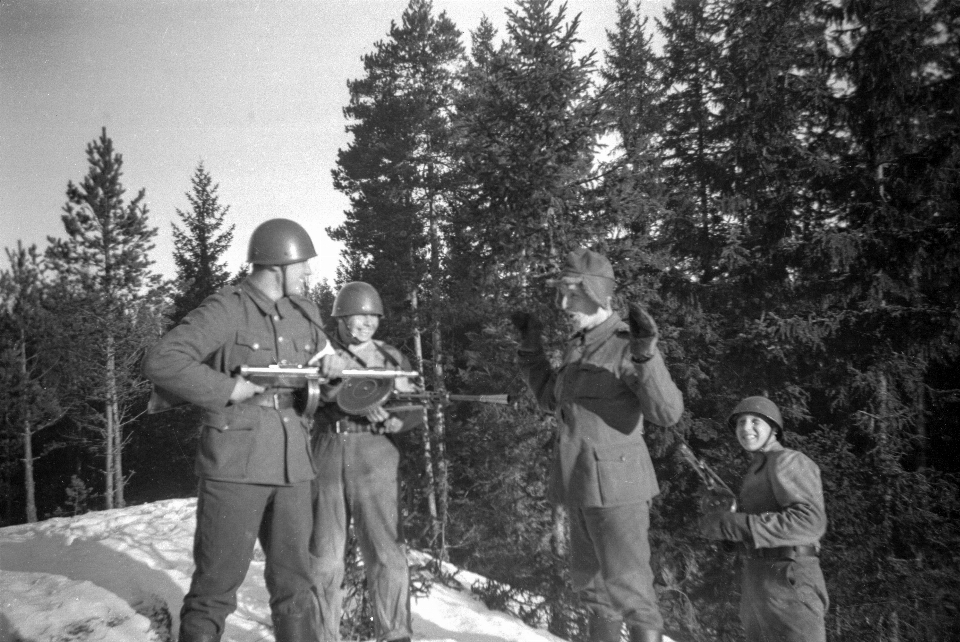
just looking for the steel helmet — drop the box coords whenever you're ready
[727,396,784,438]
[247,218,317,266]
[332,282,384,318]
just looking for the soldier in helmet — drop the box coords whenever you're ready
[143,218,346,642]
[311,281,423,642]
[511,248,684,642]
[699,396,829,642]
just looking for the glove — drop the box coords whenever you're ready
[699,510,752,542]
[510,311,543,353]
[627,303,659,362]
[699,487,737,514]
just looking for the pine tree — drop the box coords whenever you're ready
[0,244,67,523]
[171,162,235,324]
[45,127,166,510]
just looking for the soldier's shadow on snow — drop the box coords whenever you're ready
[0,533,181,639]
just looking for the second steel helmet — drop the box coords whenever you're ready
[332,282,384,318]
[247,218,317,266]
[727,396,784,438]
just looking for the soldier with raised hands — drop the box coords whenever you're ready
[143,218,344,642]
[511,247,684,642]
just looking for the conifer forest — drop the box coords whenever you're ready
[1,0,958,640]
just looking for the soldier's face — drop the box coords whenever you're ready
[283,260,312,297]
[342,314,380,344]
[736,413,775,452]
[558,282,604,331]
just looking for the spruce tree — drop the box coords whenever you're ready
[171,162,235,324]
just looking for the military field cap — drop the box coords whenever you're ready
[548,248,616,307]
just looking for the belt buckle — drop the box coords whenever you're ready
[271,393,280,410]
[334,420,343,434]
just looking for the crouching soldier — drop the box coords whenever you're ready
[700,396,829,642]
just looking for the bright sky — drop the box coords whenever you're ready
[0,0,668,285]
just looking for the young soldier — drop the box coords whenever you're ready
[511,248,685,642]
[700,396,829,642]
[143,219,344,642]
[311,282,422,642]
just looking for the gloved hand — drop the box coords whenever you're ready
[699,487,738,514]
[510,311,543,353]
[627,303,659,362]
[699,510,752,542]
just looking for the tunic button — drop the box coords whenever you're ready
[283,417,289,423]
[252,343,260,350]
[620,455,626,462]
[274,315,280,321]
[278,336,284,343]
[305,344,311,351]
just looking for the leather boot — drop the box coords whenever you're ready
[627,626,662,642]
[272,612,319,642]
[178,620,221,642]
[588,612,623,642]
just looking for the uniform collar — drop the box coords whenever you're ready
[239,279,281,316]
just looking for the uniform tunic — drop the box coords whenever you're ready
[311,333,423,642]
[737,445,829,642]
[143,280,328,642]
[518,313,684,629]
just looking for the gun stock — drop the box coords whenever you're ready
[676,440,738,512]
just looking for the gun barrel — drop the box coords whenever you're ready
[392,391,513,405]
[239,365,419,379]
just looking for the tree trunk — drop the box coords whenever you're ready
[431,320,448,562]
[19,333,38,523]
[104,334,115,509]
[409,289,440,536]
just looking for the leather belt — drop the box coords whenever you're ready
[244,392,296,410]
[747,545,819,560]
[317,420,379,434]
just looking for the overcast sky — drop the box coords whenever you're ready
[0,0,667,285]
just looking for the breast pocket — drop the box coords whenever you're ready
[573,367,642,435]
[236,330,276,366]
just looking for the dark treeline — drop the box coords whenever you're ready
[1,0,958,640]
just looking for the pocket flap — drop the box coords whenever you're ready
[594,441,644,462]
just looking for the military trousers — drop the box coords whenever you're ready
[740,557,828,642]
[180,478,318,642]
[569,501,663,632]
[311,432,411,642]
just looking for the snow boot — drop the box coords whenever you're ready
[589,612,623,642]
[628,627,662,642]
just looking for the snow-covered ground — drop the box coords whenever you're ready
[0,499,569,642]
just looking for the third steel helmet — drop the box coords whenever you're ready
[247,218,317,266]
[332,282,384,318]
[727,396,784,438]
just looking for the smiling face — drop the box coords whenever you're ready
[341,313,380,345]
[735,412,777,452]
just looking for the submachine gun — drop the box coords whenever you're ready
[676,438,738,513]
[333,375,514,415]
[238,364,419,415]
